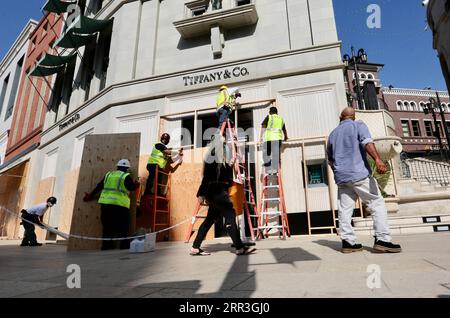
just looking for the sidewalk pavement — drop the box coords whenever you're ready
[1,233,450,298]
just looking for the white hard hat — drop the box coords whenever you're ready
[117,159,131,168]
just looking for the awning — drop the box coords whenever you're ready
[53,32,97,49]
[53,16,112,49]
[38,52,76,67]
[68,15,113,35]
[42,0,77,14]
[29,64,65,77]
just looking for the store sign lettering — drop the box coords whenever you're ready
[59,113,81,131]
[183,66,250,86]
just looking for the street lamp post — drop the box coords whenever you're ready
[423,100,446,159]
[343,47,368,110]
[434,92,450,149]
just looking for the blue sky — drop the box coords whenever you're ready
[0,0,445,91]
[333,0,445,91]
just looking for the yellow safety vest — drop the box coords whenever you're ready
[148,144,168,169]
[216,90,235,111]
[264,114,284,142]
[98,170,131,209]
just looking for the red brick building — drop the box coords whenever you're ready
[382,87,450,156]
[4,12,64,163]
[0,12,64,239]
[345,62,450,157]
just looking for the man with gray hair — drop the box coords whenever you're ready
[327,107,402,253]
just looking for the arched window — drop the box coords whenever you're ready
[367,73,374,80]
[360,73,367,79]
[396,101,403,111]
[410,102,417,111]
[419,102,425,112]
[403,101,409,111]
[447,103,450,112]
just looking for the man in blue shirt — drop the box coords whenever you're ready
[328,107,401,253]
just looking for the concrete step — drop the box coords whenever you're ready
[354,214,450,227]
[354,222,450,236]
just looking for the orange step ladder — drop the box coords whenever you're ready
[138,166,171,241]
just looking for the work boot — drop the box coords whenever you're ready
[373,239,402,253]
[20,242,30,247]
[29,242,43,247]
[341,240,363,253]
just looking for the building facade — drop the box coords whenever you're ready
[344,59,450,157]
[0,12,63,239]
[427,0,450,94]
[383,87,450,156]
[19,0,348,240]
[0,20,37,238]
[0,21,37,166]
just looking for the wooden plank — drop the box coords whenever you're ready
[68,133,140,251]
[0,161,29,239]
[169,148,215,242]
[33,177,55,241]
[57,168,80,235]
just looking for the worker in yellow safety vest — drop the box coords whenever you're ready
[83,159,139,250]
[259,107,288,174]
[216,85,241,128]
[145,133,183,196]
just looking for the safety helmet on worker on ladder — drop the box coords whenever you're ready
[117,159,131,168]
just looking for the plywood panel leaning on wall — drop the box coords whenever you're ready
[169,147,215,241]
[68,133,140,251]
[34,177,55,241]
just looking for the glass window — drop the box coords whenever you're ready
[424,121,434,137]
[0,74,10,116]
[411,120,421,137]
[396,101,402,110]
[401,120,410,137]
[236,0,251,6]
[419,102,425,112]
[4,56,24,120]
[403,102,409,111]
[436,121,444,137]
[197,114,219,148]
[181,117,194,147]
[307,162,328,187]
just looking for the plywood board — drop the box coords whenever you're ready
[68,133,140,251]
[33,177,55,241]
[0,161,29,239]
[57,168,80,235]
[169,148,214,242]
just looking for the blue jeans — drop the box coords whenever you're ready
[217,107,232,128]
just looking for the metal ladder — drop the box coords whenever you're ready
[256,166,291,240]
[184,118,257,243]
